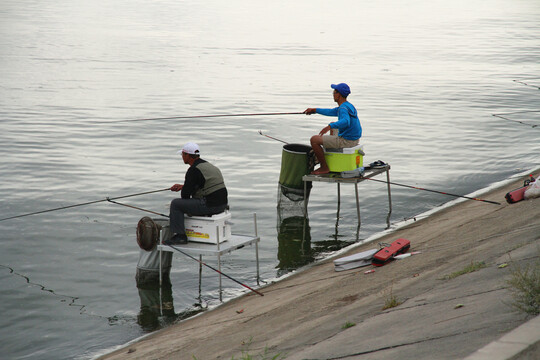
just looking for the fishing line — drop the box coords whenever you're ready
[362,177,501,205]
[0,188,171,222]
[166,244,264,297]
[492,110,540,128]
[0,264,95,317]
[100,112,303,124]
[513,78,540,90]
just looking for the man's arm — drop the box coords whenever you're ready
[304,107,339,116]
[329,106,351,131]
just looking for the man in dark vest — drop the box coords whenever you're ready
[166,142,228,245]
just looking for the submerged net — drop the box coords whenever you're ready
[136,217,172,285]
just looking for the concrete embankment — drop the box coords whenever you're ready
[99,174,540,360]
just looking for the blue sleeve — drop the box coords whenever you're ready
[329,106,351,130]
[315,107,338,117]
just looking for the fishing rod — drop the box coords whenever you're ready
[167,244,264,297]
[258,131,500,205]
[0,188,171,222]
[103,112,304,124]
[363,177,501,205]
[258,130,289,144]
[106,198,169,217]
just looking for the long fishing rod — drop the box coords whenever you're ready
[106,198,169,217]
[103,112,304,124]
[167,244,264,297]
[258,130,500,205]
[363,177,501,205]
[107,199,264,296]
[0,188,171,222]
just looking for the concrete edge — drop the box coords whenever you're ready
[463,314,540,360]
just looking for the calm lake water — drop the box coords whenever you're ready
[1,0,539,358]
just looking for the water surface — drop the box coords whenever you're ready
[0,1,539,358]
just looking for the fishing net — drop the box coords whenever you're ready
[278,143,315,202]
[136,216,160,251]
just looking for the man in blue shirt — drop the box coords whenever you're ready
[304,83,362,175]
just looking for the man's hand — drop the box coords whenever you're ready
[303,108,317,115]
[319,125,331,136]
[170,184,183,192]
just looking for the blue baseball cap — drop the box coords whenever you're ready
[331,83,351,97]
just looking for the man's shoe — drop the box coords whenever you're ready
[164,234,188,245]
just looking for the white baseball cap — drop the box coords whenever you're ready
[178,142,200,155]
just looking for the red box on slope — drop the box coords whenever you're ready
[505,186,528,204]
[372,238,411,267]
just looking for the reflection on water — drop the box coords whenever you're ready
[277,215,313,276]
[1,0,539,358]
[136,277,206,333]
[137,278,176,332]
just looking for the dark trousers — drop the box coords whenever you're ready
[169,198,227,236]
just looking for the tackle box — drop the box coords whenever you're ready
[184,211,232,244]
[324,144,364,172]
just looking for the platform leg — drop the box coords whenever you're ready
[303,179,308,216]
[386,168,393,228]
[217,226,222,302]
[355,182,361,227]
[337,183,341,214]
[159,247,163,316]
[254,213,260,285]
[198,255,202,302]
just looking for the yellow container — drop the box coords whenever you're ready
[324,144,364,172]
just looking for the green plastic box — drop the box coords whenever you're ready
[324,144,364,172]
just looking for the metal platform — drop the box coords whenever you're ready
[158,216,260,301]
[302,164,392,227]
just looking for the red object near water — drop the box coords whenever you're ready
[505,186,528,204]
[372,238,411,267]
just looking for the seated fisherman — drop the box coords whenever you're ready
[166,142,228,245]
[304,83,362,175]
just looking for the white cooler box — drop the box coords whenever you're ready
[184,211,232,244]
